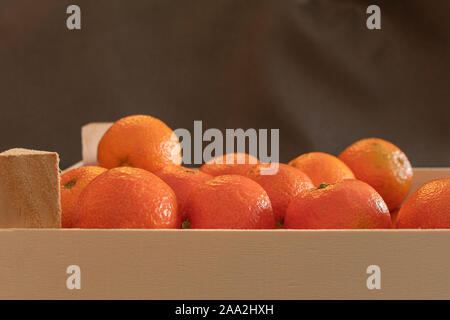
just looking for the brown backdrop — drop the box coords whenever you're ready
[0,0,449,169]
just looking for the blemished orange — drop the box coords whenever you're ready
[288,152,355,187]
[284,179,391,229]
[97,115,182,172]
[199,152,260,176]
[397,179,450,229]
[338,138,413,210]
[60,166,107,228]
[185,175,276,229]
[245,163,314,224]
[75,167,179,229]
[153,165,213,222]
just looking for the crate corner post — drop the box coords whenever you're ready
[0,148,61,228]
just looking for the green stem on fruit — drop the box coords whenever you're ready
[182,219,191,229]
[316,183,329,190]
[63,179,77,190]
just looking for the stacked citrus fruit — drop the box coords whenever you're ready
[60,114,445,229]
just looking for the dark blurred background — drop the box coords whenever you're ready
[0,0,449,169]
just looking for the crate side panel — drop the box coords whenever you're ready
[0,229,449,300]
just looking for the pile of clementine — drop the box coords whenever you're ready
[60,114,447,230]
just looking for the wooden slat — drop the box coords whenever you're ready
[1,229,450,299]
[81,122,112,166]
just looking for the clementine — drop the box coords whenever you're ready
[185,174,275,229]
[97,115,182,172]
[397,179,450,229]
[75,167,179,229]
[245,163,314,225]
[288,152,355,187]
[199,152,260,176]
[284,179,391,229]
[60,166,107,228]
[339,138,413,210]
[153,164,213,222]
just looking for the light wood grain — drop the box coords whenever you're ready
[81,122,112,165]
[1,229,450,299]
[0,148,61,228]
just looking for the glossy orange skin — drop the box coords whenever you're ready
[288,152,355,187]
[60,166,107,228]
[245,163,314,223]
[153,165,213,221]
[397,179,450,229]
[75,167,179,229]
[284,179,391,229]
[199,153,260,176]
[339,138,413,210]
[97,115,182,172]
[185,175,276,229]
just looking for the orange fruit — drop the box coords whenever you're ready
[288,152,355,187]
[60,166,107,228]
[338,138,413,210]
[97,115,182,172]
[397,179,450,229]
[284,179,391,229]
[185,175,275,229]
[199,152,260,176]
[75,167,179,229]
[153,165,213,222]
[245,163,314,224]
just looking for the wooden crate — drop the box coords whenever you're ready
[1,123,450,299]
